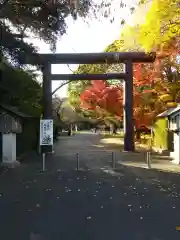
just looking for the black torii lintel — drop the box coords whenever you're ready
[20,52,156,65]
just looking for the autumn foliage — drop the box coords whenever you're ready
[80,71,155,128]
[80,44,179,129]
[69,0,180,130]
[80,80,123,119]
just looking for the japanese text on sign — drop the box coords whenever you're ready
[40,119,53,145]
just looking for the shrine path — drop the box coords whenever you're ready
[0,132,180,240]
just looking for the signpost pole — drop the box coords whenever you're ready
[42,152,46,171]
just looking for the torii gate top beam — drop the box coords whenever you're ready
[20,52,156,65]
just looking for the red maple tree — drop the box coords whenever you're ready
[80,80,123,118]
[80,42,179,129]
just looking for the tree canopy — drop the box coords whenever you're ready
[1,0,94,65]
[68,0,180,128]
[1,0,133,119]
[0,0,110,117]
[0,60,42,116]
[137,0,180,51]
[1,0,179,127]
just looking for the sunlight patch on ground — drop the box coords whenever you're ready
[102,168,124,177]
[92,144,106,148]
[121,161,180,174]
[75,131,96,134]
[101,133,124,138]
[100,138,124,145]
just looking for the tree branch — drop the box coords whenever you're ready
[67,64,74,72]
[52,80,72,95]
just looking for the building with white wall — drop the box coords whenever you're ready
[168,105,180,164]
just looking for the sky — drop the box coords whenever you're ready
[27,0,138,98]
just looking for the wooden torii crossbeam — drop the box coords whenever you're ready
[20,52,155,64]
[21,52,156,152]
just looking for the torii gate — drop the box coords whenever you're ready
[21,52,156,152]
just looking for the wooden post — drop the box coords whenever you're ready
[76,152,79,170]
[42,152,46,171]
[112,152,115,169]
[41,62,53,153]
[124,60,135,151]
[146,152,151,169]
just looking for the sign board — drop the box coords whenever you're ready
[40,119,53,145]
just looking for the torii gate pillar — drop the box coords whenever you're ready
[124,60,134,151]
[41,62,53,153]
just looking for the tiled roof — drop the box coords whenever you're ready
[0,104,32,118]
[157,105,180,117]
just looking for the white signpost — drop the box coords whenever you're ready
[40,119,53,146]
[40,119,53,171]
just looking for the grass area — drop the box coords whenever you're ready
[136,134,153,151]
[100,132,153,152]
[100,132,124,138]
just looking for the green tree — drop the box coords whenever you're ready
[0,0,105,116]
[0,0,95,65]
[0,60,42,116]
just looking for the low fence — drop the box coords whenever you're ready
[41,150,154,172]
[42,150,118,172]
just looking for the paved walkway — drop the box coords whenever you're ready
[0,133,180,239]
[99,134,180,173]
